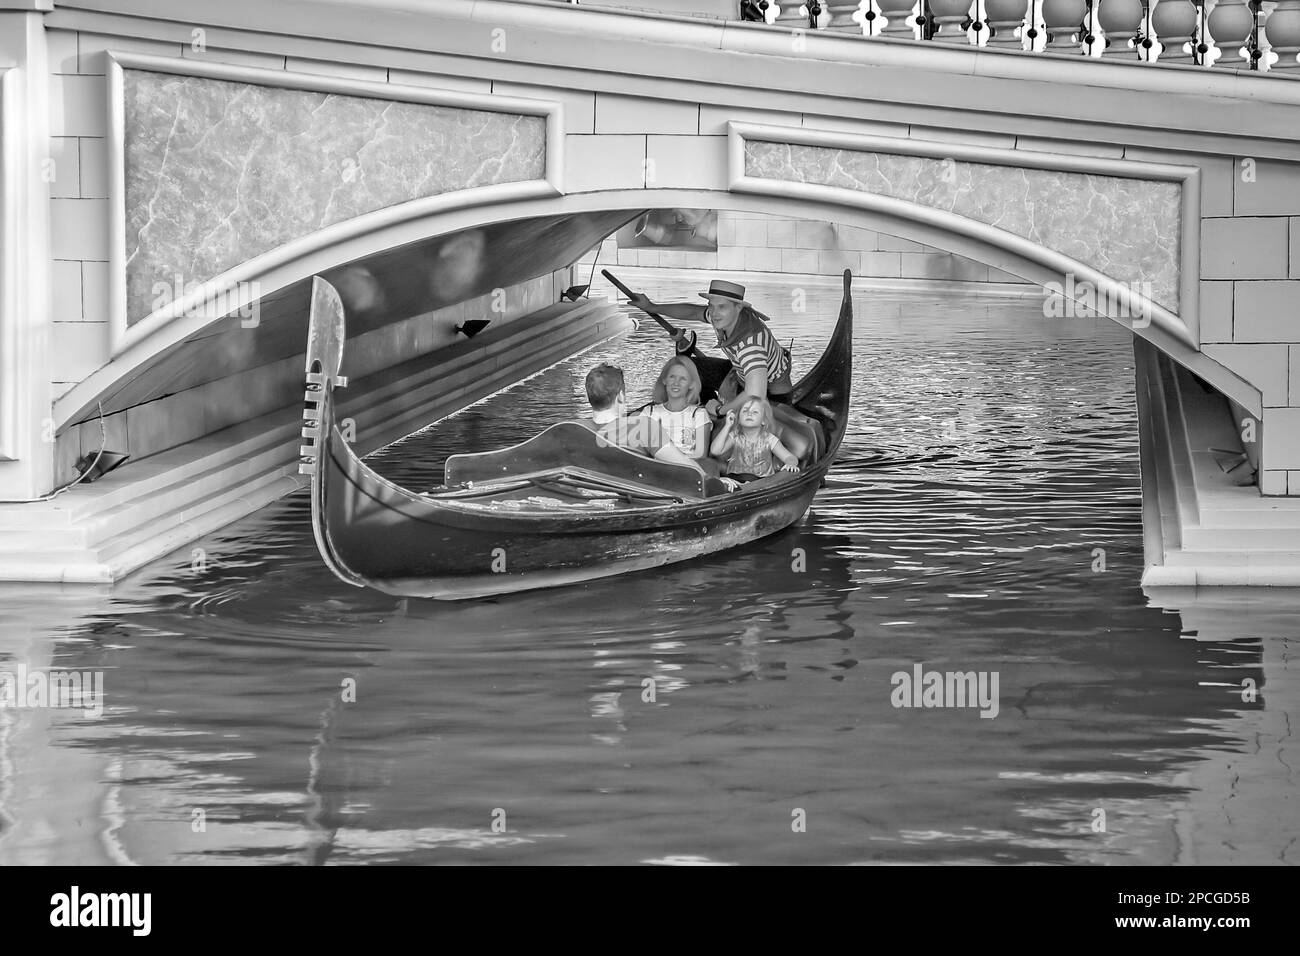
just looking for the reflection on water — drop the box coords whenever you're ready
[0,281,1294,865]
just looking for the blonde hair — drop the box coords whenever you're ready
[738,395,776,434]
[651,356,702,407]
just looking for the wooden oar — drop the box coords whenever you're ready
[601,269,683,338]
[601,267,780,353]
[601,268,736,405]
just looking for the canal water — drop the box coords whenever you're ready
[0,278,1293,865]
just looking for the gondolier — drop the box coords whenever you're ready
[627,280,792,421]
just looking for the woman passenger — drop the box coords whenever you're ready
[639,356,712,465]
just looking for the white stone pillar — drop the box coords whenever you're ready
[1265,0,1300,68]
[775,0,810,25]
[1207,0,1254,67]
[0,2,54,500]
[1151,0,1200,62]
[1098,0,1144,56]
[825,0,867,31]
[878,0,920,37]
[1043,0,1088,48]
[985,0,1030,47]
[929,0,975,41]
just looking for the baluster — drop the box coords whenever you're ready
[878,0,919,37]
[1266,0,1300,68]
[826,0,866,31]
[1207,0,1251,66]
[985,0,1030,47]
[1098,0,1143,55]
[1043,0,1087,47]
[739,0,772,22]
[930,0,975,41]
[1151,0,1198,62]
[775,0,809,24]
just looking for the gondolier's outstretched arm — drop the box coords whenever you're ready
[626,293,704,324]
[626,293,706,354]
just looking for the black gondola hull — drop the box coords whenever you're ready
[321,436,824,598]
[300,271,854,600]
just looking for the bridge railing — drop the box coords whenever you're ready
[548,1,1300,71]
[745,0,1298,70]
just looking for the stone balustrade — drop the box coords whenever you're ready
[881,0,1289,68]
[571,0,1298,70]
[909,0,1287,67]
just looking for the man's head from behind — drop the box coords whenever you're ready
[585,363,626,412]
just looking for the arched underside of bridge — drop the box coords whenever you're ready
[56,186,1260,436]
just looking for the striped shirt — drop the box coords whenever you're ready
[707,307,791,387]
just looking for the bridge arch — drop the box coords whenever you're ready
[56,183,1258,433]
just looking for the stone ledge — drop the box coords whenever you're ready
[1143,565,1300,586]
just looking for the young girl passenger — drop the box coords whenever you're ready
[709,395,800,481]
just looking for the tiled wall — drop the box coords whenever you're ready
[47,28,116,403]
[575,211,1032,285]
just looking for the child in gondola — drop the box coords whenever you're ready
[709,395,799,482]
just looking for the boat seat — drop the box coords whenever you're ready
[446,422,709,501]
[774,405,824,467]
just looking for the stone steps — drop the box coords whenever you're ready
[0,550,108,583]
[100,473,305,578]
[1139,343,1300,587]
[1182,527,1300,550]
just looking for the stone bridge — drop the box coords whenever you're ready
[0,0,1298,584]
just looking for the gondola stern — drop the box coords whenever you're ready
[790,270,853,459]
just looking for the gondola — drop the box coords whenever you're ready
[299,270,854,600]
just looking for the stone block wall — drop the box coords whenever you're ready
[1194,159,1300,496]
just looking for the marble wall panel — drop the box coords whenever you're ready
[123,70,546,323]
[745,142,1182,311]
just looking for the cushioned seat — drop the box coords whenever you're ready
[447,422,710,500]
[773,405,824,466]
